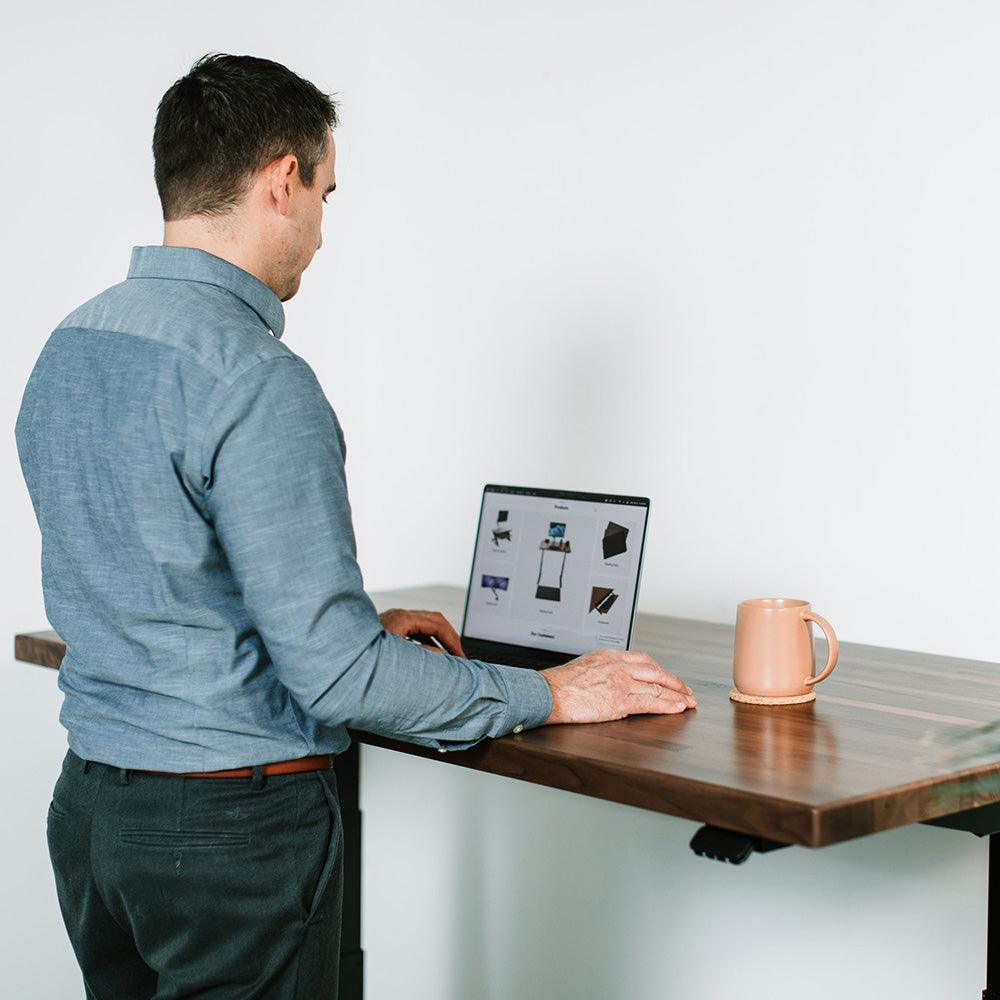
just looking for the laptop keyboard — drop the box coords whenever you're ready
[497,650,548,669]
[465,644,566,670]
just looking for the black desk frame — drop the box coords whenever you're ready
[334,741,1000,1000]
[689,806,1000,1000]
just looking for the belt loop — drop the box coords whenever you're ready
[250,764,265,791]
[118,768,131,786]
[82,759,92,775]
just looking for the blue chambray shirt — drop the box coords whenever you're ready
[15,246,553,771]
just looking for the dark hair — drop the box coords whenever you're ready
[153,53,339,220]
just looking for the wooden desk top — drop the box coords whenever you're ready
[15,584,1000,848]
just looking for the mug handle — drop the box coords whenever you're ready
[801,611,839,686]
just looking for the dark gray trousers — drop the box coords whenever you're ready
[47,749,344,999]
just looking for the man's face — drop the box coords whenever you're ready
[276,130,336,301]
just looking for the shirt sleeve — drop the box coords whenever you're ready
[200,354,553,751]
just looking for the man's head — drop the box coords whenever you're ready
[154,54,338,301]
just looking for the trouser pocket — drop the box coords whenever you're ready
[119,829,251,848]
[303,769,343,926]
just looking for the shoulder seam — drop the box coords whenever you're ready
[198,355,309,497]
[50,323,291,382]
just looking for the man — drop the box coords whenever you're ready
[15,53,695,999]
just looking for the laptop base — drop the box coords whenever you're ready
[462,638,574,671]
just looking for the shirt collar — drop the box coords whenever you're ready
[127,245,286,340]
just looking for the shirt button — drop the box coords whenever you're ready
[512,724,524,734]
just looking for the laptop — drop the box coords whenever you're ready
[460,484,651,669]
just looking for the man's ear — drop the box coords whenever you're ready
[264,154,299,216]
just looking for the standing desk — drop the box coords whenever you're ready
[15,582,1000,999]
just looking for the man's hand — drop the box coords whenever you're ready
[378,608,465,656]
[540,649,696,724]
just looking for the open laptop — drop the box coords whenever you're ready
[460,484,651,669]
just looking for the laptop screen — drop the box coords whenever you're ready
[461,484,651,659]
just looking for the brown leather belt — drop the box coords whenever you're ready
[135,753,333,779]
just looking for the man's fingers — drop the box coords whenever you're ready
[412,611,463,656]
[428,613,464,656]
[630,680,665,699]
[618,650,691,691]
[628,692,691,714]
[627,662,692,695]
[620,650,661,665]
[381,608,465,656]
[631,680,696,705]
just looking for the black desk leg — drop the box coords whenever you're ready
[334,742,364,1000]
[985,833,1000,1000]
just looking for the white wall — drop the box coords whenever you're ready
[3,1,998,997]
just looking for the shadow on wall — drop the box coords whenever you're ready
[445,777,489,999]
[441,781,640,1000]
[442,783,984,1000]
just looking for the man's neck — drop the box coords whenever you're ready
[163,217,274,294]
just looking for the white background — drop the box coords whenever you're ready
[3,1,999,997]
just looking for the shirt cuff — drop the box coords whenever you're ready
[430,662,554,754]
[493,662,553,736]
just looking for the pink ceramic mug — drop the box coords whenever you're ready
[733,598,839,698]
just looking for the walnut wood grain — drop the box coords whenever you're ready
[15,584,1000,848]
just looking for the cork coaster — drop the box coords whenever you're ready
[729,687,816,706]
